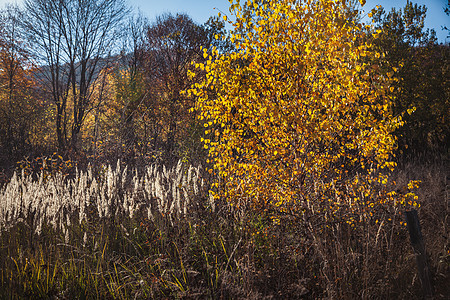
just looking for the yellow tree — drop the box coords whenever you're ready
[190,0,418,222]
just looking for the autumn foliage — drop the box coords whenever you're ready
[1,0,449,298]
[191,0,418,220]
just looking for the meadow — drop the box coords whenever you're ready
[0,153,448,299]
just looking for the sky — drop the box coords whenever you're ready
[0,0,448,43]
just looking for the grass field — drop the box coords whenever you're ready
[0,154,448,299]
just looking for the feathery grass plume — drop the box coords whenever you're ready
[0,160,206,233]
[83,231,88,248]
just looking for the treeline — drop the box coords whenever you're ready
[0,0,230,171]
[0,0,448,172]
[369,2,449,154]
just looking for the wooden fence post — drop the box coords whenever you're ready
[405,209,433,299]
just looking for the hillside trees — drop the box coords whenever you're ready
[84,14,149,160]
[141,13,228,163]
[20,0,129,151]
[191,0,418,218]
[76,13,230,164]
[114,15,147,155]
[0,1,234,166]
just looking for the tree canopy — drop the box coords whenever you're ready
[191,0,418,220]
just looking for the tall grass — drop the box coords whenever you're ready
[0,155,448,299]
[1,160,208,234]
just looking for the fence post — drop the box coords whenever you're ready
[405,209,433,299]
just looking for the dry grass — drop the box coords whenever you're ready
[1,160,208,234]
[0,153,448,299]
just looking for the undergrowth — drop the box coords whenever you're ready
[0,154,448,299]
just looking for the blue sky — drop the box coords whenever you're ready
[1,0,448,43]
[364,0,448,43]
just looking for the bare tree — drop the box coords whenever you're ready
[142,13,214,161]
[116,13,148,154]
[20,0,129,151]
